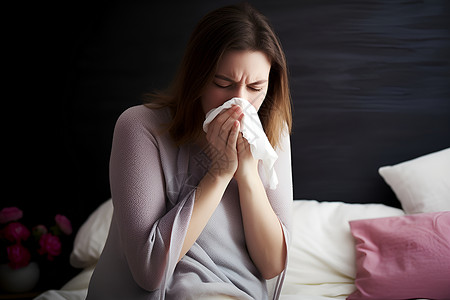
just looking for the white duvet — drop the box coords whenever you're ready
[34,199,404,300]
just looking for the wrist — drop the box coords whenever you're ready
[235,167,260,188]
[205,168,233,185]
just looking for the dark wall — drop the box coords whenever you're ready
[5,0,450,235]
[282,1,450,204]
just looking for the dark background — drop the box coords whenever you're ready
[3,0,450,290]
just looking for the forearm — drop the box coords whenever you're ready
[237,174,287,279]
[178,106,242,260]
[178,173,231,261]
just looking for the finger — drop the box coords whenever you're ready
[213,105,241,126]
[236,132,249,154]
[227,120,240,148]
[207,106,240,139]
[220,105,243,132]
[217,106,243,144]
[236,133,244,154]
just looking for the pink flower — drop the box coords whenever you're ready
[2,222,30,242]
[7,243,31,269]
[55,214,72,235]
[37,233,61,261]
[0,207,23,224]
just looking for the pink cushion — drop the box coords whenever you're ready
[347,211,450,300]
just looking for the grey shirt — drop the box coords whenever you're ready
[86,105,292,299]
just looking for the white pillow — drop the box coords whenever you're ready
[70,199,113,268]
[285,200,403,289]
[378,148,450,214]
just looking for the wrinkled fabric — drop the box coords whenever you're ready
[203,97,279,190]
[87,105,292,300]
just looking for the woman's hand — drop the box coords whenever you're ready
[181,105,243,261]
[234,132,259,184]
[205,105,243,180]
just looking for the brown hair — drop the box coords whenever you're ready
[145,3,292,149]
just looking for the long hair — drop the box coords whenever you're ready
[145,3,292,149]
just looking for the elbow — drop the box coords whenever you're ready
[261,260,286,280]
[128,249,168,292]
[132,266,165,292]
[259,243,287,280]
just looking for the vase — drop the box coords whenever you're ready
[0,262,40,293]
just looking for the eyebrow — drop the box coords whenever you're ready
[214,74,268,85]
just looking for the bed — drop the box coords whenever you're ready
[32,0,450,299]
[35,147,450,300]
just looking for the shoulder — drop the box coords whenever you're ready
[117,104,171,125]
[112,105,173,148]
[115,105,171,133]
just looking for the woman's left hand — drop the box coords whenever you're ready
[234,133,259,183]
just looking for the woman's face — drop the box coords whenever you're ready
[201,50,271,114]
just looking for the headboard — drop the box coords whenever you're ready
[9,0,449,233]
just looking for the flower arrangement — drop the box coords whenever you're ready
[0,207,72,270]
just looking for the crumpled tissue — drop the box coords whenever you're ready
[202,97,278,189]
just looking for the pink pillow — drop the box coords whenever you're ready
[347,211,450,300]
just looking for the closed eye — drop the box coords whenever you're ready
[215,82,262,92]
[213,74,267,92]
[214,82,232,89]
[249,86,263,92]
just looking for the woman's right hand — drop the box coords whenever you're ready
[204,105,243,180]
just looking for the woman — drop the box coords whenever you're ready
[87,3,293,300]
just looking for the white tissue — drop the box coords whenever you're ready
[202,97,278,189]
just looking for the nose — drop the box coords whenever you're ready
[234,85,249,101]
